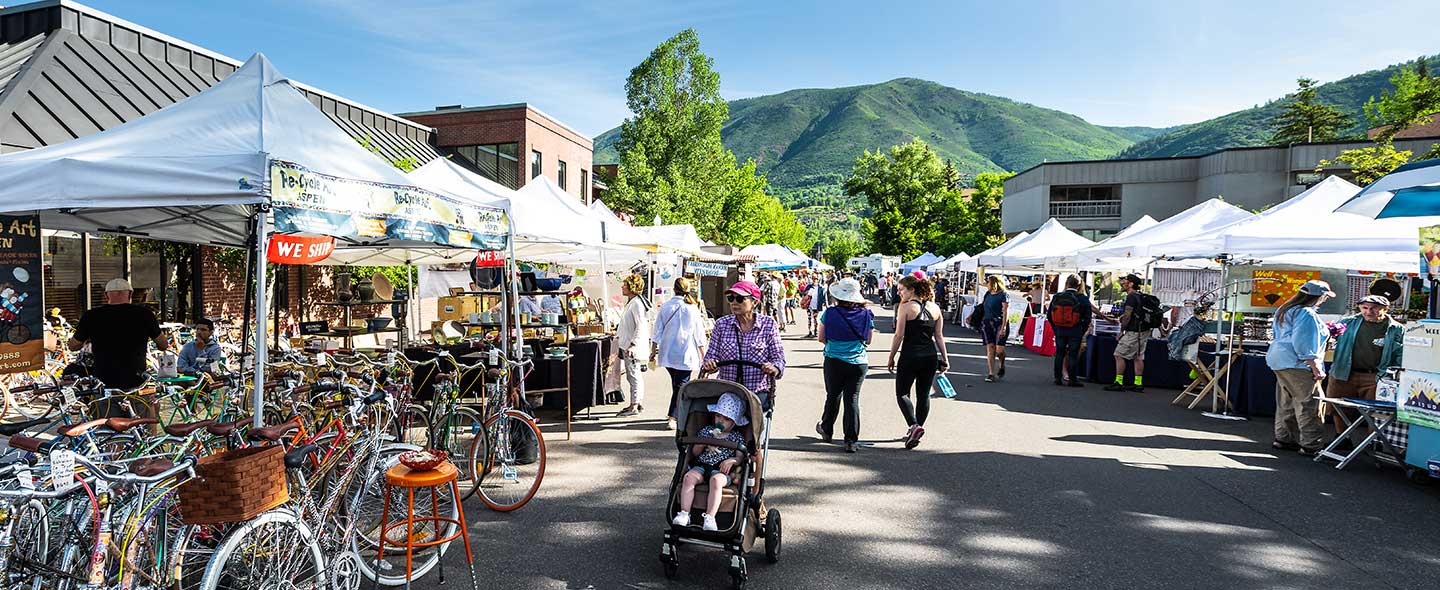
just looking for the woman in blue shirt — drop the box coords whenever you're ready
[815,278,873,453]
[1265,280,1334,456]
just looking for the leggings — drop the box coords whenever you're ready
[895,355,938,427]
[666,367,692,421]
[821,357,867,443]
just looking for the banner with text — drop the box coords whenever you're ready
[0,214,43,374]
[269,160,508,251]
[267,234,335,264]
[685,261,729,277]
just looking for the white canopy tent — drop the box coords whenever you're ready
[0,53,512,424]
[934,252,971,273]
[1045,215,1158,271]
[959,231,1028,272]
[900,252,944,275]
[742,244,811,269]
[1073,199,1252,270]
[976,218,1094,269]
[1152,176,1440,272]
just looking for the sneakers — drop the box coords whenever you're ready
[1067,380,1084,388]
[666,417,677,431]
[1128,385,1146,393]
[815,421,832,444]
[1053,378,1064,386]
[1271,440,1300,451]
[702,514,719,532]
[998,365,1006,379]
[1103,383,1128,392]
[1297,447,1321,457]
[617,405,641,417]
[985,375,996,383]
[844,441,857,453]
[904,425,925,449]
[672,511,690,527]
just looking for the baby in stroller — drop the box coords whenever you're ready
[672,392,749,531]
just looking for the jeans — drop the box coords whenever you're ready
[624,356,645,406]
[896,355,938,427]
[666,367,692,421]
[1053,335,1083,382]
[821,357,867,443]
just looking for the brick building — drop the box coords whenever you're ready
[399,104,596,202]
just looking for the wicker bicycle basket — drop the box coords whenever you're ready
[178,444,290,525]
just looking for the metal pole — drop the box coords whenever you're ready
[251,209,270,428]
[80,233,92,310]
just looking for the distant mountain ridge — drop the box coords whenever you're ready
[594,78,1153,193]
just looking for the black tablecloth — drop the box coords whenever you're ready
[1081,335,1277,416]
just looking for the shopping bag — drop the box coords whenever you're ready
[935,374,956,399]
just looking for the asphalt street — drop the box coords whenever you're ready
[440,304,1440,590]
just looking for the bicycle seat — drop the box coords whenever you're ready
[128,458,175,477]
[284,443,321,469]
[106,417,158,432]
[163,419,216,437]
[247,417,303,442]
[206,420,245,436]
[321,399,347,410]
[0,417,50,437]
[56,418,109,438]
[6,434,57,453]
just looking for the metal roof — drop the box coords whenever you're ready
[0,0,440,163]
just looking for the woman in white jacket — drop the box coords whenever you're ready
[616,273,651,417]
[652,277,708,430]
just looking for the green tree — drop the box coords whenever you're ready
[606,29,733,239]
[931,171,1010,256]
[1318,143,1413,185]
[1270,78,1351,144]
[843,138,949,259]
[823,232,861,268]
[1365,61,1440,143]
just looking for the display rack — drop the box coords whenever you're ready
[315,299,405,349]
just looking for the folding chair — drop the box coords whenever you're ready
[1315,396,1400,470]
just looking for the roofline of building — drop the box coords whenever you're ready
[0,0,435,134]
[1008,135,1440,179]
[397,102,591,141]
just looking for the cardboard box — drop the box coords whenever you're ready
[438,296,479,321]
[1403,320,1440,373]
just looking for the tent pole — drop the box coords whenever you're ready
[251,208,270,428]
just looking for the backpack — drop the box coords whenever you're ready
[1050,291,1086,329]
[1127,292,1164,331]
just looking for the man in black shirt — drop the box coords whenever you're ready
[69,278,167,391]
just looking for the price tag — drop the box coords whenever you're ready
[49,450,74,490]
[61,386,77,407]
[94,479,109,496]
[16,467,34,490]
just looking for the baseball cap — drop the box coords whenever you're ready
[104,278,132,292]
[1357,294,1391,307]
[1299,280,1336,297]
[727,280,762,300]
[1122,274,1143,285]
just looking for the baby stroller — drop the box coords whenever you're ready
[660,360,781,589]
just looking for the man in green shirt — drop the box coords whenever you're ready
[1326,294,1404,441]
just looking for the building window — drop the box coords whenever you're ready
[454,143,520,189]
[558,160,567,190]
[531,150,542,179]
[581,169,589,200]
[1048,185,1120,218]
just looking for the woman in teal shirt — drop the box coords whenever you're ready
[1265,280,1333,455]
[815,278,873,453]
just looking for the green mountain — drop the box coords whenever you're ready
[1100,125,1179,143]
[595,78,1143,194]
[1120,55,1440,158]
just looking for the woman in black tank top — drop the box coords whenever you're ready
[887,275,950,449]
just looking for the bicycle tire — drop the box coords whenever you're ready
[434,407,481,501]
[396,404,430,448]
[348,444,456,586]
[471,409,546,512]
[6,499,49,589]
[2,367,59,420]
[199,509,326,590]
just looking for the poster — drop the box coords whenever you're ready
[1250,269,1320,307]
[686,261,728,277]
[0,214,43,374]
[269,160,508,251]
[266,234,334,264]
[1398,369,1440,429]
[1419,225,1440,276]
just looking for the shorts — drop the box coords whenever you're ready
[980,318,1008,345]
[688,465,730,487]
[1115,331,1149,360]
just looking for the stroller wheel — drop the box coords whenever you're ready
[764,509,782,564]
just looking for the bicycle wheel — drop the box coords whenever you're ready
[200,509,325,590]
[2,367,59,419]
[393,404,429,448]
[5,499,49,590]
[471,409,546,512]
[169,523,234,590]
[434,407,482,500]
[347,444,456,586]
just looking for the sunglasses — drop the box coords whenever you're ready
[725,293,752,303]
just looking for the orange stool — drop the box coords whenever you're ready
[374,461,475,589]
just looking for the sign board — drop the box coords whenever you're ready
[1399,369,1440,429]
[1250,269,1321,307]
[686,261,728,277]
[1420,225,1440,276]
[1228,264,1347,315]
[475,250,505,268]
[266,234,334,264]
[269,160,508,251]
[0,214,42,374]
[299,321,329,335]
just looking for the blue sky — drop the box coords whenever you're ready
[79,0,1440,136]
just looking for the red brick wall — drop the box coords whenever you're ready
[198,247,343,334]
[405,108,528,148]
[402,105,594,201]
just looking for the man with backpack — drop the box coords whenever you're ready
[1105,274,1164,392]
[1047,275,1092,387]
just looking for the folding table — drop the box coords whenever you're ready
[1315,396,1400,470]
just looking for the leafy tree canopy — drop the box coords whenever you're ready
[1270,78,1351,145]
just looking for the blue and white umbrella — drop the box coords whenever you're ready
[1336,158,1440,218]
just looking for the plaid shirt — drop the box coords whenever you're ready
[704,314,785,394]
